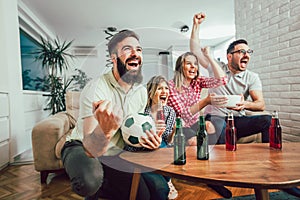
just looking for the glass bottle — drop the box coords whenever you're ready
[156,100,165,121]
[173,118,186,165]
[197,115,209,160]
[225,111,237,151]
[269,111,282,150]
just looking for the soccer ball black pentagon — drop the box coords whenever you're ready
[121,113,156,147]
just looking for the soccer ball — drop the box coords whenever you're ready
[121,113,156,147]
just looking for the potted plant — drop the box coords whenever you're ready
[33,37,75,114]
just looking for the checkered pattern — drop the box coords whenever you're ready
[167,76,227,127]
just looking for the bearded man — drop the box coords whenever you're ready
[61,30,168,200]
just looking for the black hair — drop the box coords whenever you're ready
[107,29,140,55]
[226,39,248,54]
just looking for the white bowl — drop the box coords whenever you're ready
[224,95,242,108]
[212,95,242,108]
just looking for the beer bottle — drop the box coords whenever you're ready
[197,115,209,160]
[225,111,237,151]
[156,100,165,121]
[269,111,282,150]
[174,118,186,165]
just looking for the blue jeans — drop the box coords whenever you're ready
[205,114,271,144]
[142,172,170,200]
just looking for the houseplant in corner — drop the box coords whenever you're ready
[33,37,75,115]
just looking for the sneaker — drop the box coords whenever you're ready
[167,179,178,199]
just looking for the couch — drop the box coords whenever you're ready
[31,91,79,184]
[31,91,264,184]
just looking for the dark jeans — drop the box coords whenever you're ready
[183,122,219,145]
[61,140,168,200]
[182,122,198,142]
[205,114,271,144]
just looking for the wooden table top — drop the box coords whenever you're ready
[120,143,300,189]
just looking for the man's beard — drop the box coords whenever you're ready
[117,57,143,84]
[230,60,245,72]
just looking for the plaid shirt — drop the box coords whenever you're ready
[167,76,227,127]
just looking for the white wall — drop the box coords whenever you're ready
[235,0,300,142]
[213,37,235,63]
[0,0,27,161]
[0,0,52,161]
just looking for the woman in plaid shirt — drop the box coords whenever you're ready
[167,50,227,146]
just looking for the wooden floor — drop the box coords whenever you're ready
[0,163,278,200]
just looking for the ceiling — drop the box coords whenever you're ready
[19,0,235,50]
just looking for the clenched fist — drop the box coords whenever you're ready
[193,12,206,25]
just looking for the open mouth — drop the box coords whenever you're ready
[159,95,168,104]
[240,58,248,67]
[128,62,138,67]
[126,57,140,68]
[241,60,248,64]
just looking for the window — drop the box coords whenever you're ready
[20,29,48,91]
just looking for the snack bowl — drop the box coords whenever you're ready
[224,95,242,108]
[212,95,242,108]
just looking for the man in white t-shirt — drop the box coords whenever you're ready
[61,30,168,200]
[191,12,300,198]
[190,13,271,145]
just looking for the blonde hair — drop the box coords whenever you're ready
[146,75,169,108]
[173,52,199,91]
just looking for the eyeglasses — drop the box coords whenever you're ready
[230,49,253,56]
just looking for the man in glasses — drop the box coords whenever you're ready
[202,38,271,144]
[190,12,271,147]
[190,12,300,198]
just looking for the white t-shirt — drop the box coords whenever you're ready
[205,64,262,116]
[66,70,147,156]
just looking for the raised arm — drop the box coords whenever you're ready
[190,12,210,68]
[202,47,226,79]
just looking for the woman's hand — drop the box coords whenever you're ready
[209,93,228,107]
[139,127,165,150]
[155,120,166,135]
[201,46,211,58]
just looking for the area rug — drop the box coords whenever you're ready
[214,191,300,200]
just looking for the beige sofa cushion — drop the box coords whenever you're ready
[32,112,75,171]
[66,91,80,120]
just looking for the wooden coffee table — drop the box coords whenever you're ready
[120,143,300,200]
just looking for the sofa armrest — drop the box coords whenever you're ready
[31,112,76,171]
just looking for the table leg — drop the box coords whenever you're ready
[130,168,141,200]
[254,188,269,200]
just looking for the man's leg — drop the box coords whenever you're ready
[234,115,271,142]
[205,114,227,144]
[142,172,169,200]
[61,140,104,198]
[282,187,300,198]
[100,155,151,200]
[200,115,232,198]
